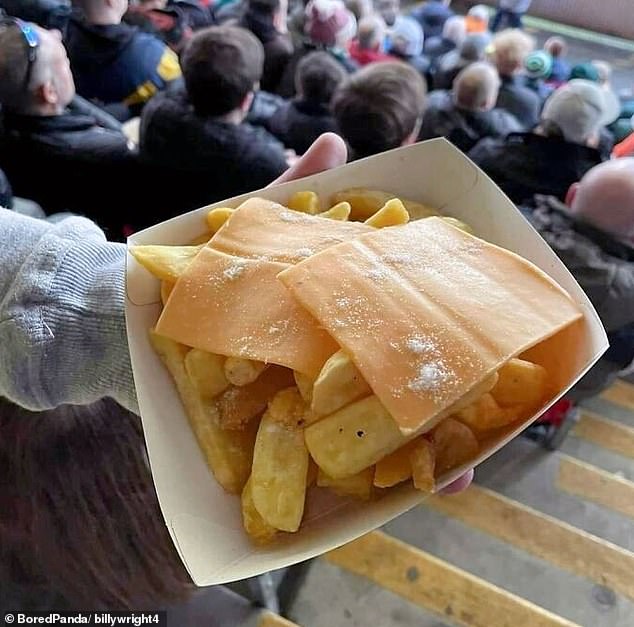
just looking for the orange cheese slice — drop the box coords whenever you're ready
[209,197,372,264]
[279,217,583,434]
[155,247,338,377]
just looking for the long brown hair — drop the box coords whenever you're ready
[0,398,193,610]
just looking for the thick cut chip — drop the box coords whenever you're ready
[215,366,295,430]
[364,199,410,228]
[311,350,372,416]
[131,245,203,281]
[149,330,255,494]
[209,198,371,265]
[491,358,548,407]
[241,477,277,544]
[319,202,351,221]
[455,393,521,433]
[410,439,435,492]
[373,438,420,487]
[268,387,310,429]
[432,418,479,475]
[156,247,338,377]
[280,217,582,435]
[330,188,438,221]
[184,348,229,400]
[294,371,315,404]
[287,191,321,214]
[441,217,473,234]
[251,410,309,532]
[224,356,267,386]
[316,467,374,499]
[207,207,234,233]
[160,280,174,306]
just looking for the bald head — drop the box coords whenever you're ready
[454,62,500,111]
[569,159,634,240]
[0,24,75,114]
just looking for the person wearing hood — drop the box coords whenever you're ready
[410,0,453,40]
[419,62,521,153]
[66,0,181,120]
[433,31,488,90]
[520,158,634,400]
[469,80,618,206]
[140,26,289,209]
[277,0,357,98]
[239,0,293,93]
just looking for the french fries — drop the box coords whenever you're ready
[251,409,309,532]
[131,244,203,281]
[364,198,410,228]
[207,207,234,233]
[149,330,255,494]
[491,358,548,407]
[224,356,268,386]
[287,191,320,214]
[317,466,374,499]
[330,188,438,221]
[311,350,372,416]
[319,202,351,221]
[144,186,559,544]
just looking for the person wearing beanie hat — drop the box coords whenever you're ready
[523,50,553,100]
[469,79,614,205]
[433,32,489,90]
[277,0,358,97]
[569,62,600,83]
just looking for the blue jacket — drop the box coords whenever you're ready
[65,18,181,111]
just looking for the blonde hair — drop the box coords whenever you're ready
[491,29,535,76]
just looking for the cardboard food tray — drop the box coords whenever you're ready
[126,138,608,586]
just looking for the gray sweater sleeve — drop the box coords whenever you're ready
[0,209,138,413]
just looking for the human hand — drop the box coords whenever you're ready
[271,133,474,495]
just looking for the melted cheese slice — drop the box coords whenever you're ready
[210,197,372,264]
[156,247,339,377]
[279,217,583,434]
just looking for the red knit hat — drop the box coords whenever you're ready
[305,0,356,47]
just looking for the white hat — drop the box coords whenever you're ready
[541,79,621,145]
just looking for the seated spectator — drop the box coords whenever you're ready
[0,21,135,234]
[240,0,293,93]
[465,4,489,34]
[433,32,489,91]
[424,15,466,67]
[490,29,540,129]
[523,50,553,100]
[543,36,569,85]
[491,0,531,32]
[389,12,430,79]
[521,159,634,400]
[140,26,289,207]
[333,61,426,159]
[267,51,345,154]
[278,0,357,98]
[66,0,181,120]
[349,15,393,66]
[419,62,521,152]
[468,80,616,205]
[569,62,600,83]
[410,0,453,40]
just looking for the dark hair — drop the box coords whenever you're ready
[247,0,280,15]
[333,61,426,158]
[182,26,264,116]
[296,51,347,105]
[0,398,192,610]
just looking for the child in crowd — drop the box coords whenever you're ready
[267,51,346,153]
[333,61,426,159]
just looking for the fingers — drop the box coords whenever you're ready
[439,468,474,495]
[272,133,348,186]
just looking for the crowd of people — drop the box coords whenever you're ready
[0,0,633,612]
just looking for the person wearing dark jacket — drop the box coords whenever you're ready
[490,29,540,129]
[423,14,465,69]
[240,0,293,93]
[140,26,289,208]
[468,80,617,206]
[410,0,452,39]
[0,22,135,235]
[520,159,634,399]
[267,51,345,154]
[66,0,181,119]
[433,32,488,91]
[420,62,521,153]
